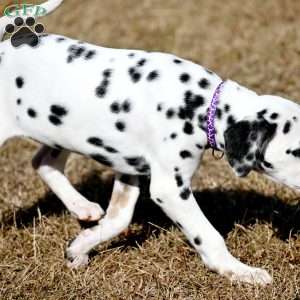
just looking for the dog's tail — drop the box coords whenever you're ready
[0,0,64,41]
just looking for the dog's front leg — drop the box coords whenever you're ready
[149,166,272,286]
[32,145,104,221]
[66,174,140,268]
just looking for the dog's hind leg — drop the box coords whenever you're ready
[32,145,104,221]
[148,164,272,286]
[66,174,140,268]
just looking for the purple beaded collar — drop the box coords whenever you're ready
[206,80,226,150]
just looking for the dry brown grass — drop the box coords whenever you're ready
[0,0,300,299]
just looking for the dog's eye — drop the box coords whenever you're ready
[262,160,273,169]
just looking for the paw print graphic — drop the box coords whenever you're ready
[5,16,45,48]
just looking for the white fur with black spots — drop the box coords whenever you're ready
[2,0,300,286]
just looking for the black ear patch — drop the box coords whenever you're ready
[224,119,277,177]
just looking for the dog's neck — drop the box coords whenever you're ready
[209,80,267,151]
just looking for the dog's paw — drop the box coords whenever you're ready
[70,201,104,222]
[207,249,272,286]
[66,253,89,269]
[222,264,272,286]
[5,16,44,48]
[65,230,93,268]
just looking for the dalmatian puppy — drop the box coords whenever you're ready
[1,0,300,286]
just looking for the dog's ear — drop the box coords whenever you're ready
[224,119,277,177]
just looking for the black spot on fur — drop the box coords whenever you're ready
[257,109,267,119]
[128,67,141,83]
[180,150,193,159]
[193,95,205,107]
[16,77,24,88]
[85,50,96,60]
[122,100,131,113]
[175,174,183,187]
[56,37,66,42]
[184,91,193,102]
[270,113,279,120]
[288,148,300,158]
[227,115,236,126]
[283,121,291,134]
[91,154,113,167]
[51,105,67,117]
[178,107,188,120]
[125,156,150,173]
[147,70,159,81]
[166,109,175,119]
[88,137,118,154]
[194,237,201,245]
[137,58,147,66]
[174,167,179,172]
[128,53,135,58]
[102,79,110,87]
[170,133,177,139]
[198,78,210,89]
[183,122,194,135]
[96,69,112,98]
[96,86,106,98]
[180,188,191,200]
[198,114,206,124]
[115,121,126,132]
[224,104,230,113]
[180,73,191,83]
[87,137,103,147]
[27,108,37,118]
[157,104,162,112]
[196,144,203,149]
[17,98,22,105]
[110,102,120,113]
[104,146,118,153]
[156,198,163,204]
[49,115,62,126]
[185,92,205,109]
[67,45,85,63]
[103,69,112,78]
[216,108,222,120]
[125,157,142,166]
[173,59,182,64]
[179,91,205,120]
